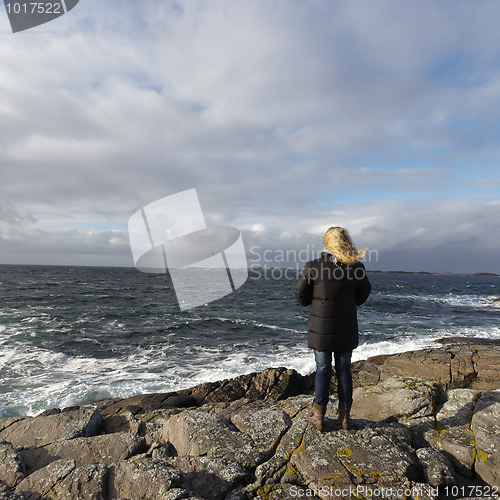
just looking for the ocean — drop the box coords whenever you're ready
[1,264,499,418]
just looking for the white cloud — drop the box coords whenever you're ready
[1,0,500,272]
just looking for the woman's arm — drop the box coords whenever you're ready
[295,264,314,306]
[355,263,372,305]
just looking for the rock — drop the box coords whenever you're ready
[253,417,308,486]
[167,456,250,500]
[15,459,76,499]
[0,407,102,450]
[231,407,292,456]
[0,418,25,434]
[16,461,106,499]
[96,392,198,417]
[472,346,500,390]
[470,390,500,487]
[423,389,478,477]
[20,432,146,475]
[275,395,313,421]
[0,482,25,500]
[250,368,304,401]
[141,408,183,445]
[0,440,25,488]
[285,422,420,490]
[380,349,456,388]
[107,454,184,499]
[351,377,438,423]
[226,486,251,500]
[190,368,306,405]
[101,410,143,435]
[416,448,455,486]
[253,483,320,499]
[377,342,500,391]
[161,410,266,468]
[46,464,107,500]
[150,441,175,461]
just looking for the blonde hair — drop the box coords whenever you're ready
[324,226,367,265]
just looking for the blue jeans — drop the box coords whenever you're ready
[313,350,353,406]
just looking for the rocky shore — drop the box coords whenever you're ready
[1,337,500,499]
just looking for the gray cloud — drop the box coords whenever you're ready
[1,0,499,272]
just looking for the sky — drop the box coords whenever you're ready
[0,0,500,274]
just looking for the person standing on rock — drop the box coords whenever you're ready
[295,226,371,431]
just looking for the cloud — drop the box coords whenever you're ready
[1,0,500,272]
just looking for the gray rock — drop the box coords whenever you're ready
[254,417,309,486]
[0,407,102,450]
[405,482,440,499]
[161,489,195,500]
[0,440,25,488]
[107,454,184,499]
[470,390,500,487]
[161,410,265,468]
[167,456,250,500]
[423,389,478,477]
[0,481,25,500]
[16,459,76,499]
[48,464,107,500]
[275,395,313,421]
[225,487,250,500]
[141,408,182,445]
[20,432,145,475]
[101,410,143,435]
[231,407,292,456]
[0,418,25,434]
[416,447,455,486]
[150,440,175,461]
[285,422,419,489]
[253,484,320,499]
[351,377,437,423]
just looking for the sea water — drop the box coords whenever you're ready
[0,264,499,417]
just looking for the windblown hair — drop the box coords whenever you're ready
[323,226,368,265]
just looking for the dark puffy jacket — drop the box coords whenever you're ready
[295,252,371,352]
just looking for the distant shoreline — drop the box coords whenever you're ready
[0,262,499,277]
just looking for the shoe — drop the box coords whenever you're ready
[307,403,326,432]
[338,402,352,430]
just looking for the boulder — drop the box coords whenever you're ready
[20,432,146,475]
[285,422,420,490]
[231,407,292,455]
[380,350,455,388]
[416,448,455,486]
[101,410,143,435]
[0,440,25,488]
[351,377,437,423]
[96,392,198,417]
[470,390,500,487]
[15,459,76,499]
[167,456,250,500]
[107,454,184,499]
[422,389,478,477]
[0,418,25,434]
[141,408,183,445]
[253,483,320,499]
[161,410,265,468]
[377,341,500,391]
[0,482,25,500]
[254,417,309,486]
[0,407,102,450]
[472,346,500,390]
[44,463,107,500]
